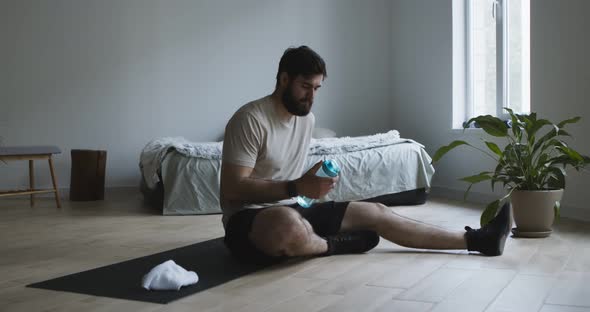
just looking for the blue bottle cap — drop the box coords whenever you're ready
[322,159,341,177]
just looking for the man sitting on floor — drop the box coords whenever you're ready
[219,45,511,264]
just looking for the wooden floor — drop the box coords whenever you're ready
[1,192,589,312]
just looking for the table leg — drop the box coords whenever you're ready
[48,157,61,208]
[29,160,35,207]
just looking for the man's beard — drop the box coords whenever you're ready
[282,85,312,116]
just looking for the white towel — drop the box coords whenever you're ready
[141,260,199,291]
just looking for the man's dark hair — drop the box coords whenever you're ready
[276,46,327,83]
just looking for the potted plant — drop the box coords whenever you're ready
[432,108,590,237]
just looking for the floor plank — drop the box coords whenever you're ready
[1,194,589,311]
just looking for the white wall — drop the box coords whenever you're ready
[389,0,590,220]
[0,0,393,189]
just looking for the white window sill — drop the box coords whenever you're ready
[448,128,485,136]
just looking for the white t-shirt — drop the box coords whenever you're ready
[221,95,315,227]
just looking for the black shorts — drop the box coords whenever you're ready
[224,201,350,265]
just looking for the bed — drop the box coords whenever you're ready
[139,130,435,215]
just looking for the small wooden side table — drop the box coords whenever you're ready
[0,146,62,208]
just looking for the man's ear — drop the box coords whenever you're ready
[279,72,290,87]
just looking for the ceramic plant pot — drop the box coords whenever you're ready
[510,189,564,238]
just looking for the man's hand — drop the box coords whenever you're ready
[294,161,339,199]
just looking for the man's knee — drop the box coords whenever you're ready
[364,203,390,226]
[373,202,390,214]
[249,206,310,257]
[344,202,391,230]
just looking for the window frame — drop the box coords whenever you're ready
[453,0,530,129]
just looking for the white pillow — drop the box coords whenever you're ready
[312,127,337,139]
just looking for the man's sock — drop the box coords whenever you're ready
[323,230,380,256]
[464,202,512,256]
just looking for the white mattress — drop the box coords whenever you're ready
[158,141,434,215]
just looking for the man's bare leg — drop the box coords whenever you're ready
[340,202,467,250]
[248,202,467,257]
[249,206,328,257]
[247,201,510,258]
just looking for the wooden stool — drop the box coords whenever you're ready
[0,146,62,208]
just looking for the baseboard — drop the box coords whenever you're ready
[432,185,590,222]
[430,186,498,205]
[561,205,590,222]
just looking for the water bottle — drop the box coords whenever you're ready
[297,159,341,208]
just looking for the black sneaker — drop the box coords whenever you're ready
[464,202,512,256]
[325,230,380,255]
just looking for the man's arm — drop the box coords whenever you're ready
[220,161,337,204]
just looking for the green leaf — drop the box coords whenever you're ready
[491,176,513,191]
[505,109,526,141]
[528,119,552,140]
[484,141,503,157]
[548,155,580,169]
[532,127,558,154]
[520,114,534,134]
[538,153,549,167]
[527,119,551,147]
[431,140,470,163]
[460,172,492,200]
[554,201,561,221]
[467,115,509,137]
[547,166,567,189]
[494,161,504,175]
[481,200,501,226]
[529,112,538,122]
[557,146,584,162]
[549,165,567,178]
[463,184,473,201]
[557,116,581,128]
[547,176,566,190]
[460,172,493,184]
[505,108,523,138]
[491,163,504,192]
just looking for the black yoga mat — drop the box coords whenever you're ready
[27,237,270,304]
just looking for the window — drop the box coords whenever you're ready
[453,0,530,128]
